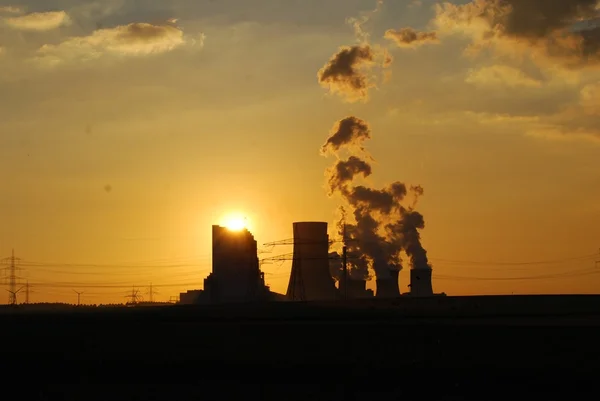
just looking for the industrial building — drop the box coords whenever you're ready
[179,290,203,305]
[203,225,269,303]
[286,222,338,301]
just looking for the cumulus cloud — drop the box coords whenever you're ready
[465,65,543,87]
[433,0,600,69]
[35,22,197,66]
[3,10,71,31]
[384,27,439,48]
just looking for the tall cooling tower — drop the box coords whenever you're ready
[286,222,338,301]
[346,279,368,299]
[376,269,400,298]
[410,269,434,297]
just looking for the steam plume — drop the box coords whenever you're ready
[317,45,376,103]
[317,1,391,103]
[322,116,372,154]
[323,117,431,281]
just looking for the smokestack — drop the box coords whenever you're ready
[375,268,400,298]
[410,269,433,297]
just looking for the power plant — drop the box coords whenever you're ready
[178,220,439,305]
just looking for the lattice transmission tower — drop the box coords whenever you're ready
[1,249,25,306]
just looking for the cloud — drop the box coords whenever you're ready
[466,65,543,87]
[433,0,600,69]
[35,22,199,66]
[3,10,71,31]
[580,82,600,114]
[384,27,439,48]
[317,44,377,103]
[346,0,384,44]
[0,6,23,14]
[525,126,600,143]
[524,83,600,142]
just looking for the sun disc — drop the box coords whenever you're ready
[223,215,247,231]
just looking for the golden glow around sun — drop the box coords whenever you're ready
[222,214,248,231]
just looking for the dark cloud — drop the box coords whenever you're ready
[317,45,376,102]
[384,27,439,48]
[435,0,600,68]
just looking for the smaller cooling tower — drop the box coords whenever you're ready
[376,269,400,298]
[340,278,370,299]
[410,269,434,297]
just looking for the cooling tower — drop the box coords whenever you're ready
[346,279,369,299]
[410,268,434,297]
[286,222,338,301]
[376,269,400,298]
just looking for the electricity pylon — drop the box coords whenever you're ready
[146,283,158,303]
[125,286,142,305]
[1,249,24,305]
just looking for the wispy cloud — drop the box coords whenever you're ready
[0,5,23,14]
[384,27,439,48]
[3,10,71,31]
[34,22,203,66]
[466,65,543,88]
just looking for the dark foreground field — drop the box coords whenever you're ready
[2,295,600,400]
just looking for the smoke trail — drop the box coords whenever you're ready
[323,117,431,279]
[317,0,392,103]
[346,0,384,44]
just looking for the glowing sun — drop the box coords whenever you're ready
[223,214,248,231]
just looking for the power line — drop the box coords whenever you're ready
[429,253,598,266]
[433,267,600,282]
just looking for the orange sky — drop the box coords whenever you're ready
[1,0,599,304]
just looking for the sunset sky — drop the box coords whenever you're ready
[1,0,599,304]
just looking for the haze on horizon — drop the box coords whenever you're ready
[1,0,599,305]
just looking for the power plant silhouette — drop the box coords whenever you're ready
[179,221,439,304]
